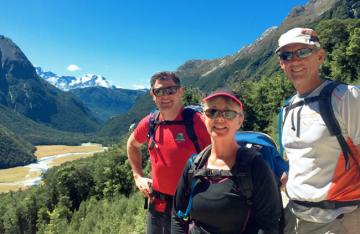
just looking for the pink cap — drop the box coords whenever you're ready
[203,91,243,110]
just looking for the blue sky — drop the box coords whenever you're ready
[1,0,308,89]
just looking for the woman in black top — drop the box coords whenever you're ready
[171,90,282,234]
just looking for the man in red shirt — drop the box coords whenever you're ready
[127,71,210,234]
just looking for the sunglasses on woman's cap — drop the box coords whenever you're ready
[204,109,241,120]
[278,47,319,61]
[152,86,180,97]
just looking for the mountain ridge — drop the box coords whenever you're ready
[0,123,35,169]
[70,87,146,122]
[99,0,358,138]
[36,67,147,122]
[0,36,100,133]
[0,104,92,145]
[176,0,346,91]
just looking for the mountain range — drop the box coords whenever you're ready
[0,36,100,133]
[99,0,359,137]
[0,0,358,169]
[0,33,146,166]
[177,0,347,90]
[0,104,91,145]
[70,87,146,122]
[35,67,115,91]
[36,67,147,122]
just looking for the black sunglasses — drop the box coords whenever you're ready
[279,47,319,61]
[152,86,180,97]
[204,109,241,120]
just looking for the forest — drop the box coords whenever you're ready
[0,19,359,233]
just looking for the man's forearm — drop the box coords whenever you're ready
[127,134,144,178]
[127,146,143,178]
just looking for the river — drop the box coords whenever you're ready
[0,144,104,192]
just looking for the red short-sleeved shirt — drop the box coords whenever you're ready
[134,109,211,196]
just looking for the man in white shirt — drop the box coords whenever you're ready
[277,27,360,234]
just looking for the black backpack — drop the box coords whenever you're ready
[177,143,285,233]
[147,106,202,153]
[279,80,356,171]
[176,144,259,222]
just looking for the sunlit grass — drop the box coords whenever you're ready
[35,144,103,159]
[0,144,104,193]
[0,167,40,183]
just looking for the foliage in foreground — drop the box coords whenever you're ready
[0,135,149,233]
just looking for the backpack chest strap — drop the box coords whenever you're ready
[193,168,234,178]
[154,120,186,125]
[148,108,201,153]
[284,95,320,118]
[284,96,324,139]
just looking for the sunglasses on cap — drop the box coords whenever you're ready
[204,109,241,120]
[152,86,180,97]
[279,47,319,61]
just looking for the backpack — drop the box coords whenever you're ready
[278,80,356,171]
[177,131,286,226]
[147,106,202,153]
[236,131,288,183]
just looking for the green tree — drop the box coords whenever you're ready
[317,19,360,84]
[43,196,72,234]
[182,86,205,106]
[94,143,134,199]
[232,75,293,135]
[36,207,50,234]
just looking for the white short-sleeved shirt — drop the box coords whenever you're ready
[282,80,360,223]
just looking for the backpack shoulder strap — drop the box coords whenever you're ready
[281,96,295,121]
[188,145,212,180]
[182,108,201,153]
[234,146,258,206]
[278,90,324,156]
[278,97,294,157]
[318,81,342,135]
[147,108,201,152]
[318,81,354,170]
[177,145,211,221]
[147,110,160,150]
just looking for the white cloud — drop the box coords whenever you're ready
[66,64,81,72]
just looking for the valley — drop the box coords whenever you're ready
[0,144,104,193]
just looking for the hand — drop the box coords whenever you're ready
[134,176,153,197]
[280,172,288,191]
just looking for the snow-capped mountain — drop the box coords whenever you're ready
[35,67,115,91]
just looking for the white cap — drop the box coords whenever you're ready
[275,27,321,53]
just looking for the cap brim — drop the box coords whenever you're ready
[275,41,320,53]
[203,92,243,109]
